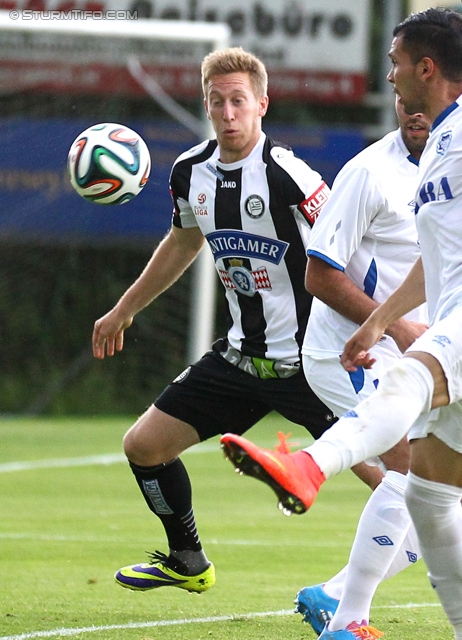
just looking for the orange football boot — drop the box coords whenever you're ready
[220,431,325,514]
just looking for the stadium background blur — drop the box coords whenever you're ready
[0,0,453,416]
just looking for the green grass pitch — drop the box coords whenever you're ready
[0,414,450,639]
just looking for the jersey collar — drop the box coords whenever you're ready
[431,97,461,132]
[396,127,420,167]
[216,131,266,171]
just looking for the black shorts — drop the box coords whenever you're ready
[155,346,335,442]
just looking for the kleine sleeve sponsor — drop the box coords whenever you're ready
[299,181,330,226]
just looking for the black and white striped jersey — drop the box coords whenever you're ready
[170,131,329,362]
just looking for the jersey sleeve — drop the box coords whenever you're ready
[270,145,330,227]
[169,159,198,230]
[307,163,383,270]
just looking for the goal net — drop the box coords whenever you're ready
[0,12,229,414]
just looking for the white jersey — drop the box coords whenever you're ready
[303,128,423,358]
[414,95,462,324]
[170,131,330,361]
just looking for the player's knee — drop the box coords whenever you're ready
[122,422,163,465]
[381,358,434,413]
[123,428,144,462]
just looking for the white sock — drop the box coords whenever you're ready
[323,471,421,606]
[405,472,462,631]
[323,566,347,600]
[383,517,421,579]
[305,359,434,478]
[328,471,417,630]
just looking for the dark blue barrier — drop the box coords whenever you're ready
[0,119,365,246]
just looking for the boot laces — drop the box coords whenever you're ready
[274,431,299,454]
[348,621,384,639]
[146,550,168,566]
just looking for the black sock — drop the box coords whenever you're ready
[129,458,202,554]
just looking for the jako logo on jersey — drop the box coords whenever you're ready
[436,130,452,156]
[415,177,454,213]
[300,182,330,225]
[245,194,265,219]
[206,229,288,264]
[221,181,237,188]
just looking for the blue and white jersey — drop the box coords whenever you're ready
[415,95,462,324]
[303,128,423,358]
[170,131,329,361]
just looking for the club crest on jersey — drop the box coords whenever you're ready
[245,194,265,219]
[228,265,256,296]
[219,259,272,297]
[436,130,452,156]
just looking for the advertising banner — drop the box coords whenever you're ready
[0,0,371,102]
[0,118,365,245]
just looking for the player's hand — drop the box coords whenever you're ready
[92,310,133,359]
[341,321,384,372]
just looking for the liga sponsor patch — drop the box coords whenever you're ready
[299,181,330,225]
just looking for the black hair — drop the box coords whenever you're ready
[393,8,462,82]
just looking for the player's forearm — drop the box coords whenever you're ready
[114,226,204,320]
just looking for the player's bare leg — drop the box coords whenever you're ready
[123,405,200,466]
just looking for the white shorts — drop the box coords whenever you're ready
[408,404,462,454]
[303,339,403,469]
[406,304,462,453]
[303,337,402,418]
[406,303,462,404]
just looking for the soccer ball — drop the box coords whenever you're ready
[67,123,151,205]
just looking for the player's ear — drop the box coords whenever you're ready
[204,98,211,120]
[419,56,435,80]
[259,96,269,117]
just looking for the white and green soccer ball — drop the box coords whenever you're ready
[67,122,151,205]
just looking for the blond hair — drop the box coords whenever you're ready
[201,47,268,99]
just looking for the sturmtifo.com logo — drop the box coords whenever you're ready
[9,9,138,20]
